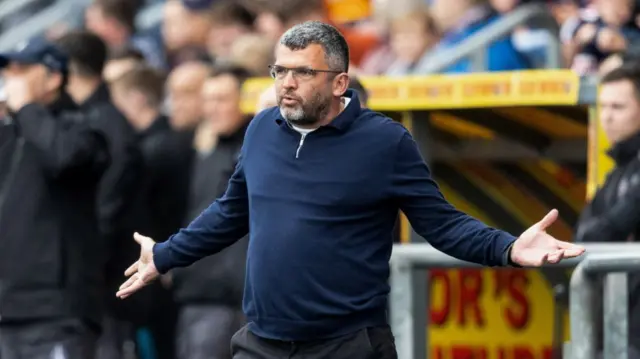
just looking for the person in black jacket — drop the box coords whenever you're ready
[576,63,640,358]
[110,64,186,359]
[170,64,252,359]
[0,37,110,358]
[53,30,144,359]
[55,30,142,254]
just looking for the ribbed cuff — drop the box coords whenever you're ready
[502,241,522,267]
[152,241,173,274]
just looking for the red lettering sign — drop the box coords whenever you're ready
[430,269,451,325]
[458,269,484,327]
[429,269,531,329]
[431,345,554,359]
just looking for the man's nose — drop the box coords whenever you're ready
[282,71,298,89]
[600,110,613,125]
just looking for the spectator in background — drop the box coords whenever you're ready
[84,0,165,69]
[561,0,640,74]
[576,64,640,359]
[429,0,531,72]
[110,64,186,359]
[385,7,440,76]
[103,46,146,83]
[229,33,275,77]
[54,30,144,359]
[489,0,557,68]
[243,0,285,42]
[207,1,256,63]
[85,0,141,50]
[163,0,214,68]
[0,37,109,359]
[597,44,640,75]
[269,0,381,67]
[172,65,252,359]
[166,61,211,131]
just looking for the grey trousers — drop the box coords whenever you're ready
[177,305,244,359]
[230,325,397,359]
[0,318,98,359]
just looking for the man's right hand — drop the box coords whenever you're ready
[116,232,160,299]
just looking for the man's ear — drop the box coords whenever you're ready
[332,73,350,97]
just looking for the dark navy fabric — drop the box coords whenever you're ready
[153,90,516,341]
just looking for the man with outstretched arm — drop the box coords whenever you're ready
[117,21,585,359]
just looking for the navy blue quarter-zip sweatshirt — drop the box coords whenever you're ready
[152,90,516,341]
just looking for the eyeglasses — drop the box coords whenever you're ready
[268,65,342,81]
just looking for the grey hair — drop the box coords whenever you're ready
[278,21,349,72]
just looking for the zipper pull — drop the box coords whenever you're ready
[295,134,306,159]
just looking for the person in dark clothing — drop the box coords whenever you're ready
[171,65,252,359]
[0,37,110,359]
[54,30,143,359]
[110,64,183,242]
[576,64,640,359]
[117,21,584,359]
[110,64,187,359]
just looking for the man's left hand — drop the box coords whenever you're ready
[510,209,586,266]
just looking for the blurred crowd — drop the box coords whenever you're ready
[21,0,640,78]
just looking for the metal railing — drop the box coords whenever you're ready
[569,252,640,359]
[0,0,88,51]
[0,0,159,52]
[0,0,42,25]
[416,3,562,73]
[390,243,640,359]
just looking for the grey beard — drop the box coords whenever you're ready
[279,106,318,126]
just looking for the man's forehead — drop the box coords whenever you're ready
[600,80,640,105]
[168,66,209,88]
[275,44,326,67]
[601,80,636,97]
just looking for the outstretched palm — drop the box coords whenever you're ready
[116,232,160,299]
[510,209,585,266]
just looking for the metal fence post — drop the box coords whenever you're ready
[569,252,640,359]
[569,260,598,359]
[604,273,628,359]
[390,260,415,359]
[390,243,640,359]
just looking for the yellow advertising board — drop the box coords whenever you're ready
[427,268,558,359]
[241,70,581,113]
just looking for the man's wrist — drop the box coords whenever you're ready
[503,243,523,268]
[152,241,172,274]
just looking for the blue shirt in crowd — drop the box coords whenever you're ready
[152,90,516,341]
[436,14,531,73]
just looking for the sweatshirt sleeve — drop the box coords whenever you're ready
[390,131,516,266]
[150,112,267,274]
